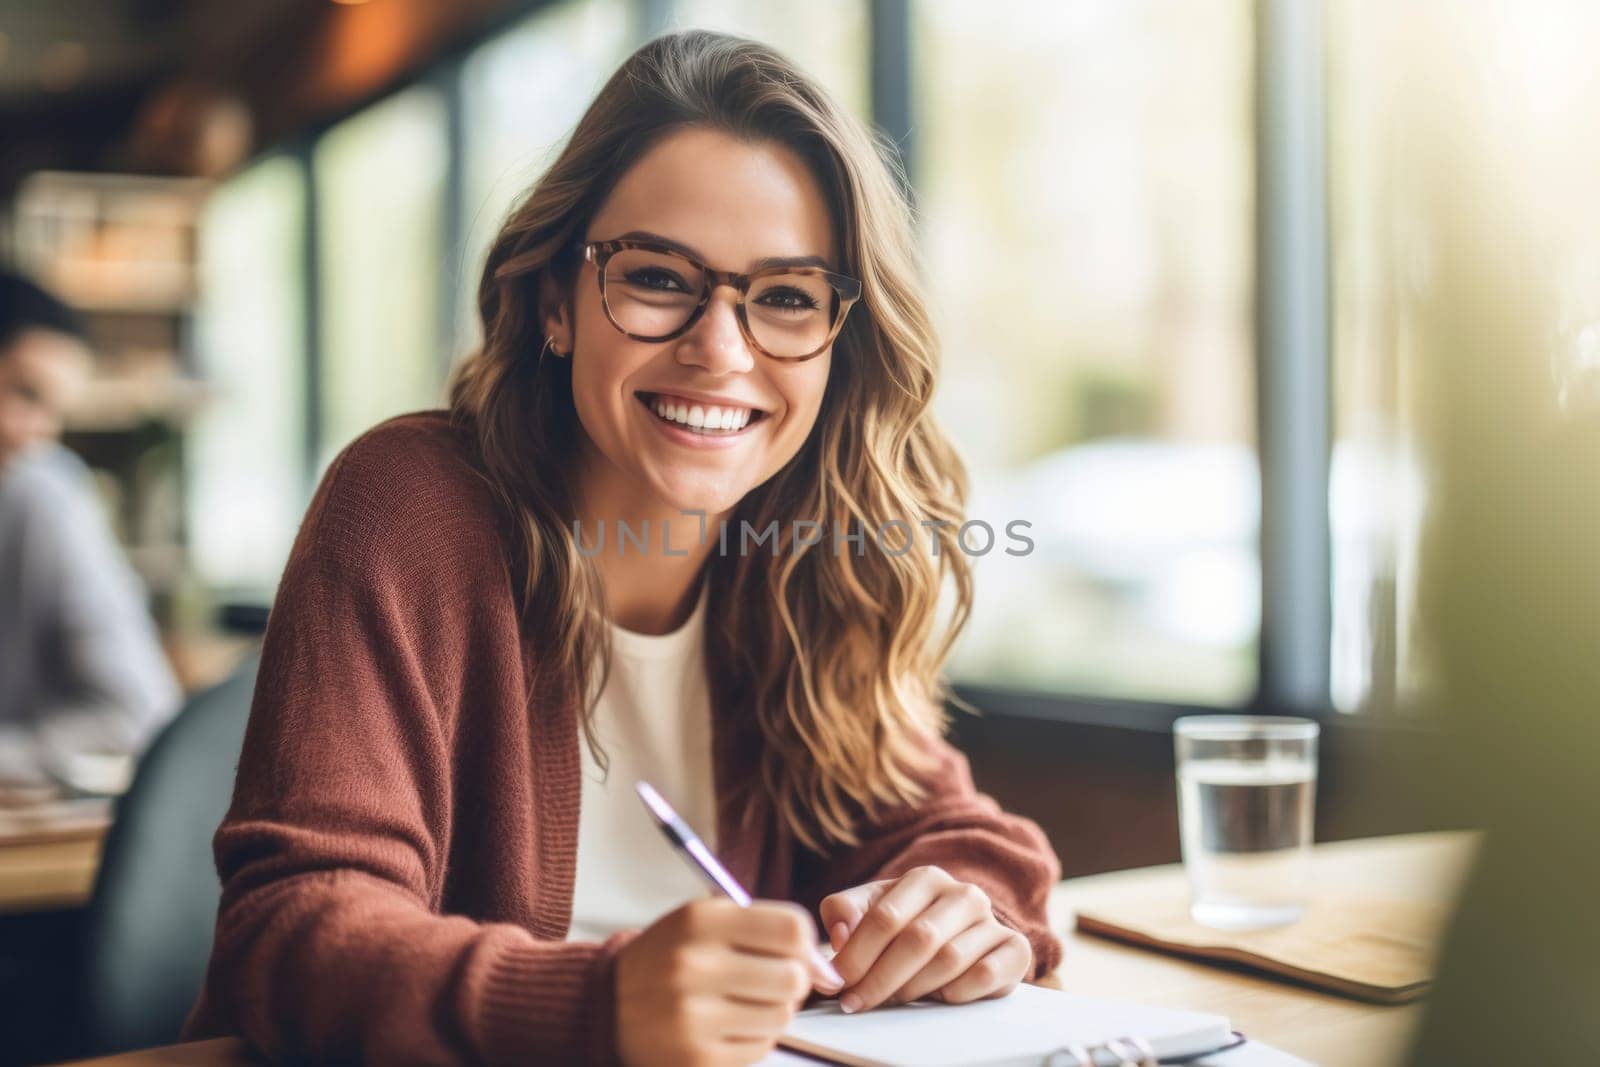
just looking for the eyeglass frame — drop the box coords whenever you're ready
[573,237,863,362]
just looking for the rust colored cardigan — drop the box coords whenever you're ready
[182,412,1063,1064]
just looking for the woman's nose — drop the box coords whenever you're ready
[676,283,756,375]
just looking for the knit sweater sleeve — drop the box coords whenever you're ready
[802,729,1064,983]
[189,427,629,1065]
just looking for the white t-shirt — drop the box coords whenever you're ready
[566,580,718,943]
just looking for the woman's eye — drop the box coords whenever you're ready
[625,268,690,292]
[760,288,821,311]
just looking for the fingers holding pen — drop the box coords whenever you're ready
[716,898,843,993]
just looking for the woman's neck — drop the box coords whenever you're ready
[575,468,729,636]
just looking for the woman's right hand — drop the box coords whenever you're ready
[616,898,845,1067]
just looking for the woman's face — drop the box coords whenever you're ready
[547,126,839,518]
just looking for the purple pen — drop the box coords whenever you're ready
[634,779,844,988]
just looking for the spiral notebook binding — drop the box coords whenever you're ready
[1042,1034,1158,1067]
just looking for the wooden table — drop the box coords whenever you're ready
[1053,831,1476,1066]
[55,831,1476,1067]
[0,824,106,914]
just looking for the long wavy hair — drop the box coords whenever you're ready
[448,29,976,854]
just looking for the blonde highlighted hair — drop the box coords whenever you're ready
[448,29,976,853]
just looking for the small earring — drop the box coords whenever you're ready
[540,336,570,361]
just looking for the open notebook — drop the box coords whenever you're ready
[778,982,1236,1067]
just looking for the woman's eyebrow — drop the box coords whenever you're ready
[613,229,833,272]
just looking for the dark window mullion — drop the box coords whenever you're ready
[435,59,467,379]
[869,0,916,206]
[1255,0,1333,716]
[294,140,322,497]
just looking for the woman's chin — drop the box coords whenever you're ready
[645,473,750,519]
[658,491,743,521]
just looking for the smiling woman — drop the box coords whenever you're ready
[552,137,849,526]
[182,29,1062,1067]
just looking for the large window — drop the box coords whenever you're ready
[189,156,306,594]
[917,0,1258,705]
[455,0,633,360]
[666,0,870,118]
[314,83,450,473]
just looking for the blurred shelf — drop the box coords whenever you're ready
[12,171,209,313]
[11,169,209,618]
[44,276,198,315]
[63,374,214,432]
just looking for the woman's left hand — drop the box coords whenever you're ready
[818,865,1033,1014]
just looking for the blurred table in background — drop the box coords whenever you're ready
[0,630,256,916]
[0,793,112,1064]
[0,791,111,913]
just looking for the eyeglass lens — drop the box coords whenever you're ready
[601,246,840,358]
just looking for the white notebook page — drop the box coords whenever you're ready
[779,982,1232,1067]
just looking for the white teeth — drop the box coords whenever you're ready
[647,394,756,434]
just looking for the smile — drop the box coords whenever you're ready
[635,391,769,437]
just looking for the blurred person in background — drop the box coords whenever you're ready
[0,268,182,790]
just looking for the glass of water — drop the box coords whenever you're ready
[1174,715,1319,930]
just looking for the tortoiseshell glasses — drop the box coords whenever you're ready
[576,238,863,362]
